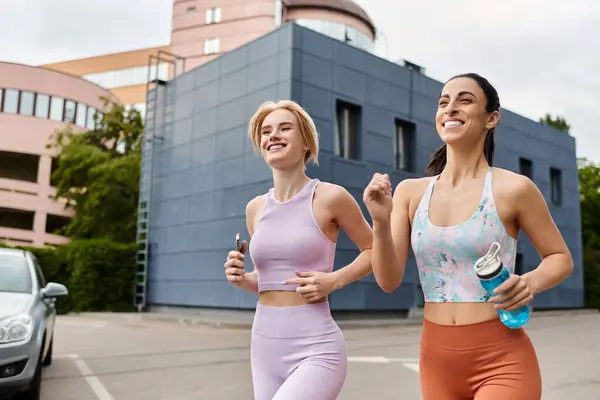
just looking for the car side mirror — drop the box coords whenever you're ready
[41,282,69,299]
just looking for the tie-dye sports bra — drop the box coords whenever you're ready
[410,168,517,303]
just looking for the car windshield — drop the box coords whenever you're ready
[0,254,32,294]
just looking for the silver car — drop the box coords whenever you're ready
[0,248,68,399]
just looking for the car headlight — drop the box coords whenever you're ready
[0,314,34,344]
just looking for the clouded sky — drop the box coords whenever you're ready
[1,0,597,162]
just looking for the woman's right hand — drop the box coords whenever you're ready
[363,173,393,223]
[224,240,247,286]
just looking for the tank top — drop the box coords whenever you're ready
[410,168,518,302]
[249,178,337,292]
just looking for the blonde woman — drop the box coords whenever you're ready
[223,100,373,399]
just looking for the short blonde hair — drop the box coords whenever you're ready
[248,100,319,165]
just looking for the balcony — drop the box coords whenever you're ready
[0,178,72,217]
[0,226,69,247]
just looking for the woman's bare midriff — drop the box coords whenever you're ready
[424,302,500,325]
[258,291,328,307]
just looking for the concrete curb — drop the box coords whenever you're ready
[68,311,425,330]
[69,308,598,330]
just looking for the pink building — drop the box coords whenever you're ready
[0,62,116,247]
[44,0,377,106]
[171,0,377,70]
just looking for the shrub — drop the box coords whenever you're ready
[1,239,137,314]
[583,243,600,310]
[64,239,137,312]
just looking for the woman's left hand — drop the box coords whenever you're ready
[488,274,535,311]
[283,271,337,302]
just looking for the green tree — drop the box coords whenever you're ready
[578,158,600,308]
[539,113,571,133]
[47,97,144,243]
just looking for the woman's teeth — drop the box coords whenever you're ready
[444,120,463,128]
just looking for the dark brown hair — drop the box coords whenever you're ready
[425,73,501,176]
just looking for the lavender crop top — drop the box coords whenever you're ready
[249,179,337,292]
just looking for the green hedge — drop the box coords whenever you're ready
[583,243,600,310]
[1,239,137,314]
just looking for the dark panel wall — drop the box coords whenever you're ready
[145,23,583,311]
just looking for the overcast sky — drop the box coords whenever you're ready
[1,0,597,163]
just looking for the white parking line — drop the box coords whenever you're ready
[348,356,420,372]
[400,361,420,373]
[57,354,115,400]
[58,320,108,329]
[347,356,390,364]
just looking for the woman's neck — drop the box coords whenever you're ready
[272,165,310,203]
[442,143,488,186]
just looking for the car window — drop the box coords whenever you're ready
[31,256,46,289]
[0,254,32,294]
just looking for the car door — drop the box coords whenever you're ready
[31,256,54,353]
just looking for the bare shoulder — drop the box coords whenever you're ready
[394,176,434,205]
[245,194,267,235]
[314,181,355,207]
[491,167,540,200]
[246,194,267,216]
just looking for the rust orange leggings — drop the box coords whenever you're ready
[419,318,542,400]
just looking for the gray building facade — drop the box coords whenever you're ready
[139,23,584,312]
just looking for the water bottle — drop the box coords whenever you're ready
[473,242,530,329]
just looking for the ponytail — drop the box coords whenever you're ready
[424,129,495,177]
[483,128,495,167]
[425,144,447,177]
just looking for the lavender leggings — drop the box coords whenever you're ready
[251,302,347,400]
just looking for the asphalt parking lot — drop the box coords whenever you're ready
[35,310,600,400]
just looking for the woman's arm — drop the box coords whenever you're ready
[231,196,264,294]
[490,175,573,309]
[328,186,374,290]
[370,178,413,293]
[516,177,574,294]
[282,184,373,299]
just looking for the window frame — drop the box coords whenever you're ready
[519,157,533,179]
[203,37,221,55]
[0,87,102,129]
[205,7,222,24]
[549,167,562,206]
[394,119,416,172]
[334,100,360,160]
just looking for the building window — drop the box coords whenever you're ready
[35,94,50,118]
[0,208,35,231]
[0,151,39,183]
[83,64,169,90]
[87,107,97,130]
[519,157,533,179]
[0,88,100,130]
[45,214,71,236]
[49,97,64,121]
[394,119,415,172]
[204,38,220,55]
[550,168,562,206]
[205,7,222,24]
[294,19,374,53]
[19,91,35,116]
[3,89,19,114]
[63,100,76,124]
[515,253,524,275]
[335,100,359,160]
[76,103,87,127]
